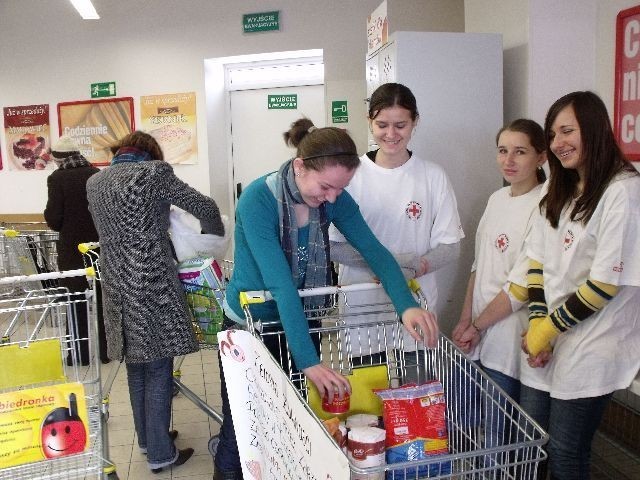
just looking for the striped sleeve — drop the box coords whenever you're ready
[527,259,547,322]
[548,278,619,332]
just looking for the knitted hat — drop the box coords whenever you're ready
[51,135,80,156]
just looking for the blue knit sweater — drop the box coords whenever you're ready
[225,174,419,370]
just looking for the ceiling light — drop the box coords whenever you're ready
[69,0,100,19]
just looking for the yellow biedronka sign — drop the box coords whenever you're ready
[0,383,89,469]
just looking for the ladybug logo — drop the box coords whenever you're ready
[40,393,87,459]
[405,201,422,220]
[495,233,509,252]
[563,229,575,250]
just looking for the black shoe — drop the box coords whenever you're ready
[151,448,194,473]
[169,430,178,442]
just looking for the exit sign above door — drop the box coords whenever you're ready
[243,11,280,33]
[268,94,297,109]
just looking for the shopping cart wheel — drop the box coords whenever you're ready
[208,434,220,458]
[106,472,119,480]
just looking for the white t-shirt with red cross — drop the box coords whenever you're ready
[525,173,640,400]
[470,185,542,378]
[329,152,464,351]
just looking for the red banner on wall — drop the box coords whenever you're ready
[614,5,640,161]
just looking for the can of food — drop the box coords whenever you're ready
[322,390,350,414]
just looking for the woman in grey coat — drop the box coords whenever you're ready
[87,131,224,473]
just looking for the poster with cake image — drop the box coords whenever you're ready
[140,92,197,165]
[3,104,53,171]
[57,97,135,166]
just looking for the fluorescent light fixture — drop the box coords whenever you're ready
[69,0,100,19]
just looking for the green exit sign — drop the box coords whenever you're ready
[268,94,297,110]
[243,11,279,33]
[332,100,349,123]
[91,82,116,98]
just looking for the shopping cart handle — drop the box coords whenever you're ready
[239,291,270,307]
[78,242,100,254]
[0,229,19,237]
[408,278,421,294]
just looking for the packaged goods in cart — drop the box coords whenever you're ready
[375,382,451,479]
[179,256,225,344]
[322,389,350,413]
[347,426,386,479]
[346,413,380,430]
[322,417,347,453]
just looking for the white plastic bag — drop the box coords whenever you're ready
[169,207,230,262]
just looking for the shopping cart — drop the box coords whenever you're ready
[232,282,549,479]
[80,244,232,426]
[0,229,59,295]
[0,266,117,479]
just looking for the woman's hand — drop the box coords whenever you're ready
[456,325,481,353]
[401,307,439,348]
[303,364,351,401]
[521,329,553,368]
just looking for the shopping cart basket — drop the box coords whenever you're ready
[231,283,549,479]
[0,266,117,480]
[0,229,59,295]
[80,243,232,427]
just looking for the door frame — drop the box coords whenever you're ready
[204,49,325,259]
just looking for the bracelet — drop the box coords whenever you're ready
[471,318,481,333]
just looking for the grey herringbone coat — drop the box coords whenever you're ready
[87,160,224,363]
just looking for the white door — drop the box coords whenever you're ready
[230,84,325,202]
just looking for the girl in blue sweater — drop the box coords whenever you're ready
[213,118,438,479]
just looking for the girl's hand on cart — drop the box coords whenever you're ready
[401,307,439,348]
[303,364,351,400]
[451,318,470,344]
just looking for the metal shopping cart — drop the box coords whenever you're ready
[228,282,549,479]
[80,244,232,428]
[0,229,59,295]
[0,266,117,479]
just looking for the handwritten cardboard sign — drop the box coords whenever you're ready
[218,329,350,480]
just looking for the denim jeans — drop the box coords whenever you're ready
[520,385,612,480]
[214,316,244,476]
[481,365,521,472]
[126,357,178,469]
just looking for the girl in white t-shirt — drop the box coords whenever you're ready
[328,83,464,376]
[521,91,640,480]
[451,119,546,462]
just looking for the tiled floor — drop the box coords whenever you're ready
[102,349,221,480]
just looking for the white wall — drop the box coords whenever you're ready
[0,0,464,216]
[465,0,640,174]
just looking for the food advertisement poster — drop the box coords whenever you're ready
[0,382,89,469]
[3,104,53,171]
[140,92,197,165]
[218,329,349,480]
[57,97,134,166]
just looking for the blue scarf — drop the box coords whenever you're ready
[110,147,151,165]
[266,159,331,309]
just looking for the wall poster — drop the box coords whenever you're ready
[3,104,53,171]
[57,97,134,166]
[615,5,640,161]
[140,92,197,165]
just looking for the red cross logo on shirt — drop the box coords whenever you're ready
[405,201,422,220]
[563,229,575,250]
[495,233,509,252]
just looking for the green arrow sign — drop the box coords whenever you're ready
[91,82,116,98]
